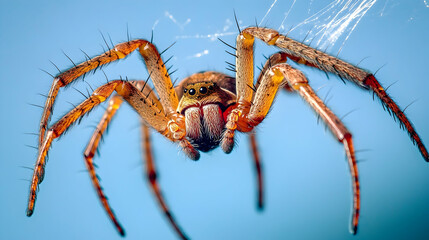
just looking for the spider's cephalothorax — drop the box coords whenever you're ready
[176,72,236,152]
[27,27,428,240]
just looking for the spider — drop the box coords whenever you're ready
[26,26,428,239]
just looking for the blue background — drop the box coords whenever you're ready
[1,0,428,239]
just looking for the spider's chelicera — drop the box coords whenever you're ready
[177,73,236,152]
[26,27,428,239]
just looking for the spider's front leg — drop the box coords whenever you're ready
[27,80,130,218]
[221,31,283,151]
[221,31,257,153]
[27,80,195,225]
[28,39,201,231]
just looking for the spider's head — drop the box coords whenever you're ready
[176,71,236,114]
[175,71,236,152]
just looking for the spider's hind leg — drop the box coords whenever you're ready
[83,81,190,239]
[141,124,189,240]
[227,57,360,233]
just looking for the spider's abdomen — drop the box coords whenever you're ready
[185,104,224,152]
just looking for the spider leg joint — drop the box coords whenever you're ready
[243,27,279,45]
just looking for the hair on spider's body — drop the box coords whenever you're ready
[175,72,236,152]
[26,26,428,240]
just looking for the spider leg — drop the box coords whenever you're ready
[128,80,199,160]
[221,30,258,153]
[246,61,360,234]
[39,40,141,148]
[38,40,184,153]
[247,52,289,210]
[243,27,428,161]
[248,131,263,210]
[224,52,290,210]
[141,124,189,240]
[274,64,360,234]
[254,52,288,90]
[28,80,125,217]
[221,50,289,152]
[83,95,125,236]
[82,81,164,236]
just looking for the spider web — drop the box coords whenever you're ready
[173,0,378,58]
[282,0,378,55]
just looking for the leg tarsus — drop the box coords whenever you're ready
[342,134,360,235]
[179,139,200,160]
[364,75,429,161]
[84,153,126,236]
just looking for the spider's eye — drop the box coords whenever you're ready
[199,87,207,94]
[183,88,187,93]
[208,85,214,90]
[188,88,196,95]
